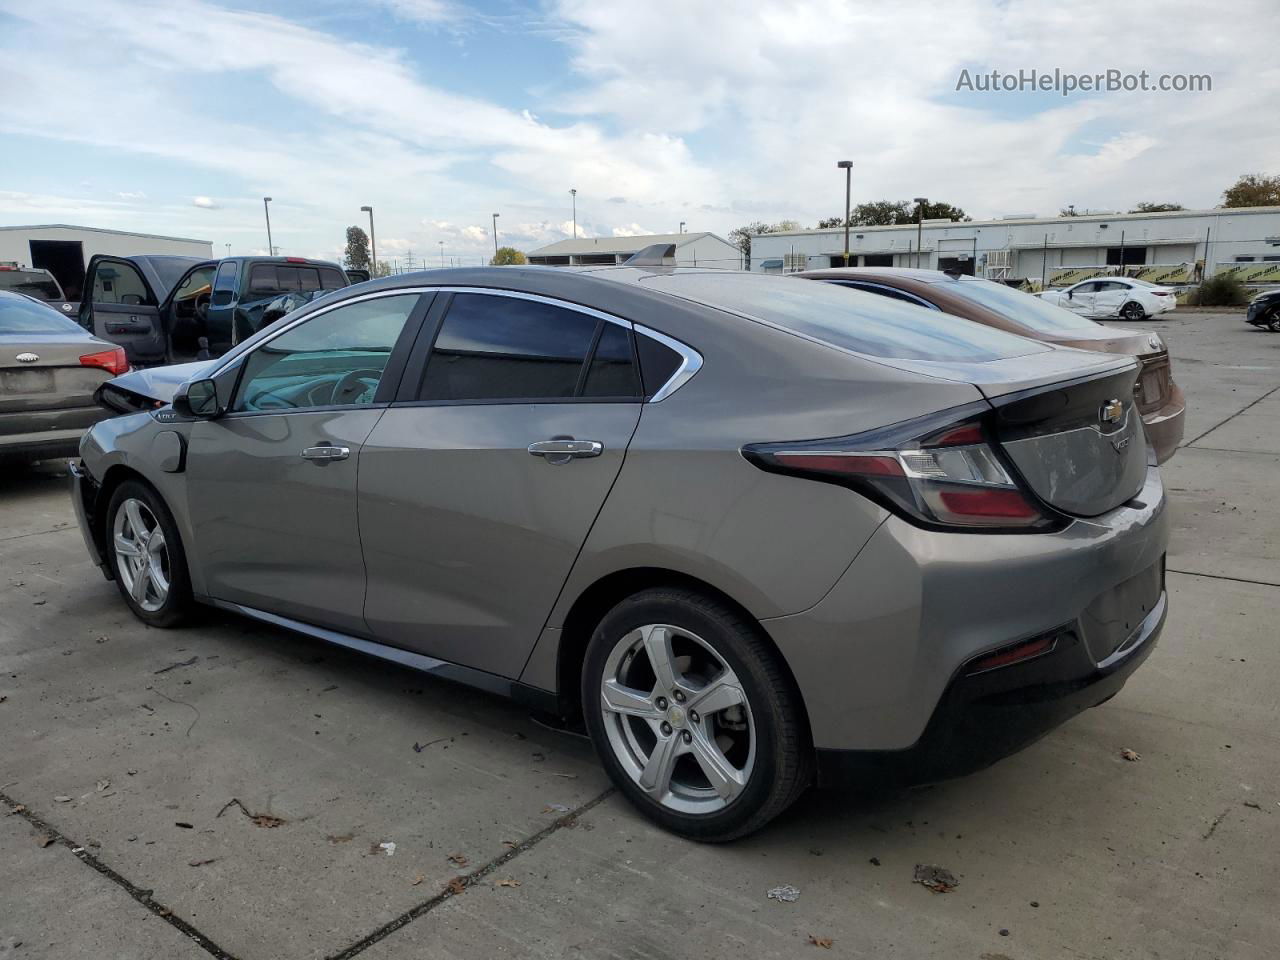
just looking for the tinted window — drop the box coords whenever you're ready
[212,261,238,306]
[147,258,205,293]
[249,264,283,294]
[642,274,1045,362]
[320,268,346,290]
[92,260,154,306]
[0,271,62,300]
[296,267,321,291]
[421,294,598,401]
[583,323,641,397]
[635,333,682,396]
[0,294,84,333]
[233,294,419,412]
[833,281,934,308]
[949,277,1099,332]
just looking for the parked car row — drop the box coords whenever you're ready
[69,263,1170,840]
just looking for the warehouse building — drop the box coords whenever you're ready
[751,206,1280,287]
[0,224,212,301]
[527,232,741,269]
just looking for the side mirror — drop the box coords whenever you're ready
[173,378,222,419]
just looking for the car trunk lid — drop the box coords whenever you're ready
[0,333,109,414]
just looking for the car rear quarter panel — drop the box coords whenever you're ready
[520,297,987,691]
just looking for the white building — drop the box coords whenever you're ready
[528,232,741,269]
[751,206,1280,287]
[0,224,212,301]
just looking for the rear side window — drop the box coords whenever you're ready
[642,274,1046,362]
[635,333,682,396]
[249,264,283,295]
[320,268,346,290]
[583,323,641,398]
[421,294,598,401]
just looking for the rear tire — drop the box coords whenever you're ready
[581,587,811,841]
[105,480,194,628]
[1121,300,1147,321]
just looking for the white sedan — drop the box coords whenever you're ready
[1040,277,1177,320]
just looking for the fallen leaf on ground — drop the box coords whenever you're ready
[447,853,468,866]
[250,814,285,828]
[501,840,517,848]
[447,877,466,895]
[327,834,354,844]
[913,864,958,893]
[542,803,571,814]
[378,842,397,856]
[35,835,54,848]
[1120,748,1141,762]
[411,874,425,886]
[157,908,172,918]
[188,858,219,867]
[96,778,111,792]
[807,935,833,948]
[495,876,520,887]
[767,884,800,903]
[11,805,25,814]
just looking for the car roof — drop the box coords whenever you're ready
[797,266,970,284]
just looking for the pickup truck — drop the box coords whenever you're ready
[0,265,78,317]
[78,254,350,365]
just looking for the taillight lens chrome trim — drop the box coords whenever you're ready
[743,405,1064,534]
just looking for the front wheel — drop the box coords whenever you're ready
[582,588,811,841]
[1121,300,1147,321]
[105,480,194,628]
[1267,310,1280,332]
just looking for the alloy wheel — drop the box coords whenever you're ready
[1122,301,1146,320]
[599,623,755,815]
[112,498,171,613]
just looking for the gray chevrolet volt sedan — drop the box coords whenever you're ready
[70,266,1168,840]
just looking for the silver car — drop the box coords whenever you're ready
[70,268,1168,840]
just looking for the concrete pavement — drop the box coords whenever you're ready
[1,310,1277,959]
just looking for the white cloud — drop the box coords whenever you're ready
[374,0,458,24]
[116,191,146,201]
[611,223,651,237]
[191,196,218,209]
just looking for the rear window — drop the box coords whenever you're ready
[641,273,1046,362]
[0,294,84,334]
[949,277,1100,333]
[0,271,63,300]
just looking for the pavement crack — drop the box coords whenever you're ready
[1202,808,1229,840]
[323,787,616,960]
[1167,568,1280,589]
[1,789,243,960]
[1184,383,1280,448]
[0,525,77,543]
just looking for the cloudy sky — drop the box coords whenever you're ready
[1,0,1275,264]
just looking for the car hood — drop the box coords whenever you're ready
[1037,324,1164,358]
[95,359,218,412]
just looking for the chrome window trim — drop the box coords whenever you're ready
[835,280,942,312]
[633,324,703,402]
[212,284,702,404]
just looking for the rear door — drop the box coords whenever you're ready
[79,256,164,363]
[359,289,644,677]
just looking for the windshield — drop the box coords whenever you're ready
[951,277,1101,333]
[0,271,63,300]
[146,257,209,295]
[643,273,1047,362]
[0,294,85,334]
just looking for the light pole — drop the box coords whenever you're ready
[360,205,377,276]
[679,221,686,234]
[492,212,500,260]
[837,160,853,266]
[570,188,577,238]
[262,197,273,256]
[439,240,444,268]
[914,197,928,268]
[225,243,231,256]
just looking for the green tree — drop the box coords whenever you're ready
[1221,173,1280,208]
[1059,206,1080,217]
[1129,202,1185,213]
[490,246,528,266]
[728,220,800,267]
[819,200,969,229]
[344,226,371,271]
[373,260,392,278]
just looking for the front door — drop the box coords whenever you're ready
[359,291,644,677]
[79,257,165,363]
[1065,281,1098,316]
[185,291,426,633]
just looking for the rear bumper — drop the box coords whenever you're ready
[1140,380,1185,464]
[815,586,1165,787]
[0,406,107,459]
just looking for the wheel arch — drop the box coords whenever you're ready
[553,566,814,737]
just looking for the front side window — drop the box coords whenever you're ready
[420,293,603,401]
[92,260,154,306]
[212,261,238,306]
[233,294,419,412]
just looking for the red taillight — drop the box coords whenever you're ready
[743,410,1060,533]
[285,256,308,263]
[965,633,1058,675]
[80,347,129,376]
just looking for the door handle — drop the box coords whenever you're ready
[301,445,350,463]
[528,439,603,463]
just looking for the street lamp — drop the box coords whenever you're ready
[225,243,231,256]
[439,240,444,268]
[262,197,273,256]
[360,205,377,276]
[679,221,686,234]
[837,161,853,266]
[569,188,577,239]
[492,212,500,259]
[913,197,928,268]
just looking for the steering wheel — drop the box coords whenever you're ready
[195,292,211,323]
[329,368,382,406]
